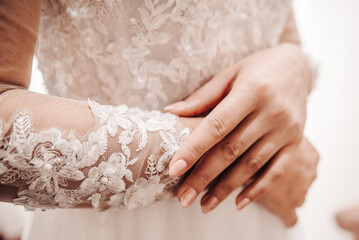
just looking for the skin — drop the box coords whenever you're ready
[165,9,318,224]
[256,137,319,227]
[336,205,359,239]
[179,100,319,227]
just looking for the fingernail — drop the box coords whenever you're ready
[164,101,186,111]
[201,196,219,214]
[169,159,187,178]
[180,188,197,208]
[237,198,250,211]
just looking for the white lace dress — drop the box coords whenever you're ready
[0,0,303,239]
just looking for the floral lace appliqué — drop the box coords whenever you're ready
[37,0,292,110]
[0,100,190,210]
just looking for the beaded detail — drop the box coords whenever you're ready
[0,99,190,210]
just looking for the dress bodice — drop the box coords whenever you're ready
[36,0,291,110]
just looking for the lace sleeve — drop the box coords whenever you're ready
[0,0,191,211]
[0,97,190,211]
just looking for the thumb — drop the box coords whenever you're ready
[164,63,239,116]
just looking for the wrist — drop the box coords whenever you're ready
[278,43,315,95]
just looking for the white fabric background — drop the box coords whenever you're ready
[0,1,358,239]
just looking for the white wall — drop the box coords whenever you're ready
[294,0,359,239]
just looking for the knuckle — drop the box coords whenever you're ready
[289,200,299,210]
[246,157,263,175]
[191,172,211,190]
[215,182,235,200]
[271,103,288,120]
[252,186,267,199]
[186,143,207,161]
[285,122,303,144]
[252,77,269,95]
[288,119,302,134]
[221,140,245,163]
[271,169,284,182]
[207,116,228,139]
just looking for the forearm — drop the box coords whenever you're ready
[0,89,94,135]
[0,89,93,203]
[0,89,190,210]
[279,9,301,45]
[278,8,317,93]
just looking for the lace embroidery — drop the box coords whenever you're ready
[0,99,190,210]
[37,0,292,110]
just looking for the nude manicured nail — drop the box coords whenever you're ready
[180,188,197,208]
[237,198,250,211]
[169,159,187,177]
[164,101,186,111]
[201,196,219,214]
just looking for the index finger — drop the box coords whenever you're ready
[169,89,255,178]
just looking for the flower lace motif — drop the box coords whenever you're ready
[0,100,190,210]
[37,0,291,110]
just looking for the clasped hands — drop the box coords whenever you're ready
[165,43,319,227]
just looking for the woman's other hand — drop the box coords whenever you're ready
[256,137,319,227]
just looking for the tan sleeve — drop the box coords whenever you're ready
[0,0,42,88]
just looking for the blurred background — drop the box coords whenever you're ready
[1,0,358,239]
[294,0,359,239]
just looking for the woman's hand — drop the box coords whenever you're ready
[164,43,313,211]
[256,137,319,227]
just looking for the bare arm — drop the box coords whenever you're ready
[279,9,301,45]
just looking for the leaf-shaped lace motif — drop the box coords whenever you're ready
[0,100,190,210]
[37,0,292,112]
[10,111,31,146]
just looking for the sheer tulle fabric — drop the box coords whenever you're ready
[0,99,190,210]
